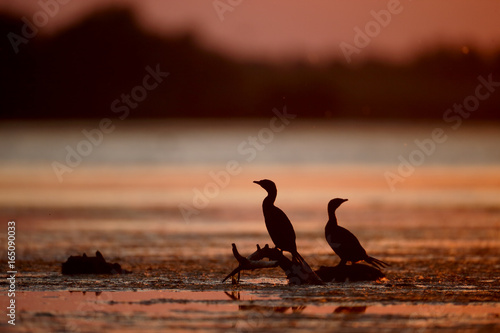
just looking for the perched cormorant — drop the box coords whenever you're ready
[325,198,389,269]
[254,179,307,265]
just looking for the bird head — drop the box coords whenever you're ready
[328,198,348,212]
[253,179,277,192]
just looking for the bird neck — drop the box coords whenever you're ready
[263,189,277,206]
[328,210,338,226]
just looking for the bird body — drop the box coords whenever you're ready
[254,179,306,264]
[325,198,388,269]
[262,198,297,254]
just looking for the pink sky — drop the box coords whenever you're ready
[2,0,500,62]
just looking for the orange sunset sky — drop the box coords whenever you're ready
[2,0,500,62]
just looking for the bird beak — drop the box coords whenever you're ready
[253,180,260,185]
[343,199,348,202]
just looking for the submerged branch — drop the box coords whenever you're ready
[222,244,279,283]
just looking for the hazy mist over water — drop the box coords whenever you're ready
[2,119,500,165]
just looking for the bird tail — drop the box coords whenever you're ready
[365,256,389,269]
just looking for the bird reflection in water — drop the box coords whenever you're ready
[225,291,367,314]
[225,291,306,314]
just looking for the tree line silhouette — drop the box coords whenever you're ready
[1,7,499,120]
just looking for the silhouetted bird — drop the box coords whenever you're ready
[325,198,389,269]
[254,179,307,265]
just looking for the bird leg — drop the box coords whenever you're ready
[336,259,347,267]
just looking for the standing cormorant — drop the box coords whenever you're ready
[325,198,389,269]
[254,179,307,265]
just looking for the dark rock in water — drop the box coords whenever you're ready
[315,264,385,282]
[61,251,128,275]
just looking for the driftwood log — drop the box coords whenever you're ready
[223,244,323,285]
[223,244,385,285]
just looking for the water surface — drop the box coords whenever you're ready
[0,120,499,332]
